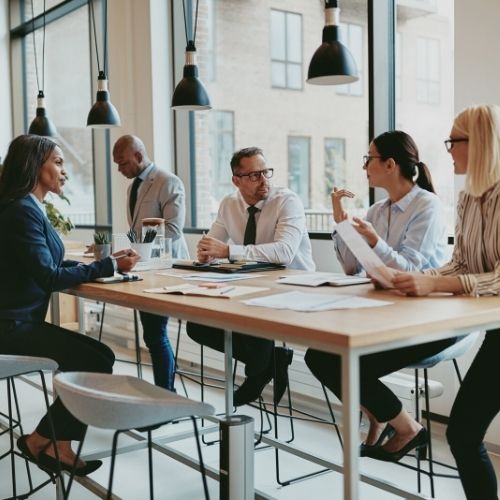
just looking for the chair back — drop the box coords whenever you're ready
[0,355,58,380]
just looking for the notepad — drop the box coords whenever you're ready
[143,284,268,298]
[277,273,371,287]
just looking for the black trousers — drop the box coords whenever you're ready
[304,336,457,422]
[0,320,114,441]
[186,322,273,377]
[446,330,500,500]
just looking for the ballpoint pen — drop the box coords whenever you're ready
[220,286,235,295]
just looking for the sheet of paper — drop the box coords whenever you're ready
[276,273,370,287]
[242,291,392,312]
[133,259,173,272]
[335,221,395,288]
[158,272,263,282]
[144,283,268,298]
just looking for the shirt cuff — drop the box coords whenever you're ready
[109,255,118,272]
[229,244,246,261]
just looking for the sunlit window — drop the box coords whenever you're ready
[288,136,310,208]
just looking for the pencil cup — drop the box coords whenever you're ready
[130,242,153,262]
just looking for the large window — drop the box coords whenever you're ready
[336,23,363,97]
[187,0,369,231]
[211,111,235,204]
[416,36,440,105]
[324,138,346,206]
[270,9,302,90]
[288,136,310,208]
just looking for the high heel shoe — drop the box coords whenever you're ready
[364,427,428,463]
[360,424,395,457]
[38,452,102,476]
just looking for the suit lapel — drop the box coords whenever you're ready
[131,164,157,227]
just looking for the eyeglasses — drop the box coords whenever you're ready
[234,168,274,182]
[444,138,468,152]
[362,155,382,167]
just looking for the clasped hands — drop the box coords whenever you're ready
[196,234,230,263]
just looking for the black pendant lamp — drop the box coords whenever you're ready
[87,0,120,128]
[171,0,211,111]
[307,0,358,85]
[28,0,57,136]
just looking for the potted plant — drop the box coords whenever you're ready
[93,232,111,261]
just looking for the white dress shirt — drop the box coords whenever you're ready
[333,185,448,274]
[208,187,315,271]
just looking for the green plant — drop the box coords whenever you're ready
[93,231,110,245]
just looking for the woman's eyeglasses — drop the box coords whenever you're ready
[362,155,382,167]
[444,138,468,152]
[234,168,274,182]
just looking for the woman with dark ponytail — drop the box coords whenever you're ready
[305,130,455,464]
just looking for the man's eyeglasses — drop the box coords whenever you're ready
[444,138,468,152]
[234,168,274,182]
[362,155,382,167]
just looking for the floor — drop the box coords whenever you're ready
[1,359,499,500]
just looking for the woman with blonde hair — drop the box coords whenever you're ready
[393,104,500,500]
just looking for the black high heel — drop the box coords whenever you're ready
[360,424,395,457]
[38,452,102,476]
[364,427,428,463]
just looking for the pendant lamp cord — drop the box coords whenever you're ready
[89,0,107,75]
[30,0,46,94]
[181,0,200,45]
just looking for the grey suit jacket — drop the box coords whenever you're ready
[127,164,189,259]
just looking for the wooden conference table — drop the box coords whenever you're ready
[63,268,500,499]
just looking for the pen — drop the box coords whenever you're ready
[220,286,235,295]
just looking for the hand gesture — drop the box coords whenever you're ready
[112,249,140,272]
[331,187,355,223]
[352,217,379,248]
[392,272,436,296]
[197,235,229,262]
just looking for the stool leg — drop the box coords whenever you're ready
[423,369,435,498]
[321,384,343,448]
[107,430,121,500]
[7,378,17,499]
[147,430,154,500]
[414,368,422,493]
[191,417,210,500]
[452,358,463,384]
[98,302,106,342]
[173,319,189,397]
[64,428,87,499]
[133,310,143,379]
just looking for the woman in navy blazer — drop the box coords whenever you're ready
[0,135,138,476]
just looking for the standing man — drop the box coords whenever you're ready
[113,134,189,391]
[187,147,315,406]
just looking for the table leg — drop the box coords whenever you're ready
[342,350,360,500]
[224,329,233,415]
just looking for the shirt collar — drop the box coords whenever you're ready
[382,184,421,212]
[238,190,265,211]
[137,162,154,181]
[28,193,47,217]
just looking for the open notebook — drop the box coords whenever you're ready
[276,273,371,287]
[144,283,268,298]
[173,260,285,274]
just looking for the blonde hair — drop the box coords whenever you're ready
[453,104,500,196]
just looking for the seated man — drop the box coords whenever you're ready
[186,147,315,406]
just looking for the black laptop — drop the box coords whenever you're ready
[172,260,285,274]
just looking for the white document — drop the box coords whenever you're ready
[158,272,263,282]
[335,221,395,288]
[277,273,370,287]
[144,283,268,298]
[133,259,173,272]
[242,291,392,312]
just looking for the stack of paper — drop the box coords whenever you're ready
[277,274,370,287]
[158,272,263,282]
[144,283,268,298]
[242,291,392,312]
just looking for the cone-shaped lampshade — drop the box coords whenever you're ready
[307,3,358,85]
[87,71,121,128]
[28,92,57,136]
[171,41,211,111]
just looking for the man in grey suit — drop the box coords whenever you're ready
[113,135,189,391]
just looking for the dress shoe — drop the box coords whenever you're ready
[233,347,294,407]
[17,435,39,464]
[38,452,102,476]
[360,424,395,457]
[364,427,428,463]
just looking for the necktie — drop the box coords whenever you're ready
[129,177,143,216]
[244,205,259,245]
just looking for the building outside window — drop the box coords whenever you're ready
[288,136,310,209]
[211,110,235,205]
[416,36,440,105]
[324,138,346,206]
[336,23,363,97]
[270,9,302,90]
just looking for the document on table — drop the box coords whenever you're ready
[335,221,395,288]
[133,259,173,272]
[144,283,268,298]
[242,291,392,312]
[277,273,371,287]
[158,272,264,282]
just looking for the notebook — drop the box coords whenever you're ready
[276,273,371,287]
[172,260,285,274]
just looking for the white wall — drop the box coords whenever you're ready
[0,2,12,157]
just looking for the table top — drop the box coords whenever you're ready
[65,268,500,353]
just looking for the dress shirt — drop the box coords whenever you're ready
[333,185,448,274]
[208,187,315,271]
[28,193,47,218]
[425,181,500,296]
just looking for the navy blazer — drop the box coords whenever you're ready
[0,195,114,323]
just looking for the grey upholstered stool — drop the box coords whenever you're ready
[54,372,215,500]
[0,354,59,499]
[407,332,480,498]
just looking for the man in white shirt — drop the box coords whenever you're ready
[187,147,315,406]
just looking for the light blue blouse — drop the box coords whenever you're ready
[333,185,448,274]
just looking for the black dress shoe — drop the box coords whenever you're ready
[272,347,294,406]
[365,427,428,462]
[17,435,39,464]
[38,452,103,476]
[360,424,395,457]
